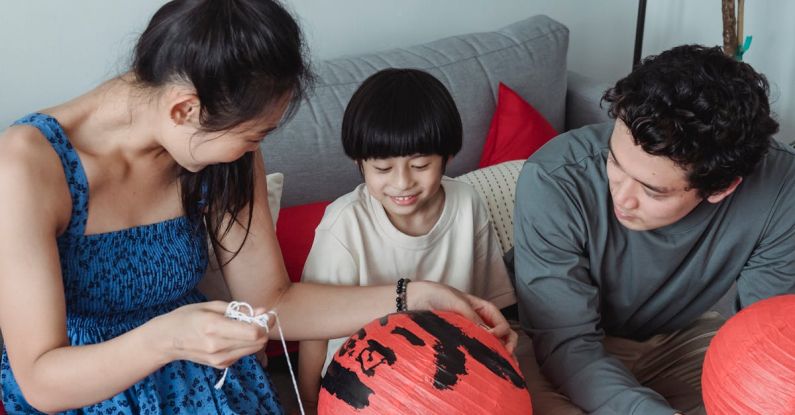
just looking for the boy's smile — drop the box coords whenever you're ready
[390,194,419,206]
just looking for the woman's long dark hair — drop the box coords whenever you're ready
[132,0,311,262]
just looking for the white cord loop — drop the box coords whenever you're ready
[214,301,305,415]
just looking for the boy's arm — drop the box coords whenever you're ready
[298,339,329,412]
[513,164,675,415]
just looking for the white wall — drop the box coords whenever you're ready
[641,0,795,143]
[0,1,160,125]
[1,0,792,141]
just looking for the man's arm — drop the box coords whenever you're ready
[736,179,795,308]
[513,163,675,415]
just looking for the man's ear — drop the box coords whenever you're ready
[168,90,200,126]
[706,177,743,204]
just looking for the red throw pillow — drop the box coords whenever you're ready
[0,401,5,415]
[276,201,331,283]
[268,200,330,357]
[478,82,558,168]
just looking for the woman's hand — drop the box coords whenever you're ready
[150,301,272,368]
[406,281,518,353]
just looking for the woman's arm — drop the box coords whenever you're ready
[216,151,516,346]
[0,129,269,412]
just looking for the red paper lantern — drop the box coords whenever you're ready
[318,310,532,414]
[702,294,795,415]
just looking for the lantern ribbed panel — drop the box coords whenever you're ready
[319,311,533,414]
[702,294,795,415]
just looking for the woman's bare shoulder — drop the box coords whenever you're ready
[0,124,73,231]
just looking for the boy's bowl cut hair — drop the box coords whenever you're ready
[602,44,779,198]
[341,68,463,162]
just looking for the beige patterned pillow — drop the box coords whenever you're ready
[265,172,284,225]
[455,160,524,254]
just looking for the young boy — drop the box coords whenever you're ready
[297,68,517,410]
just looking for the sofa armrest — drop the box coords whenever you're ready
[565,70,612,131]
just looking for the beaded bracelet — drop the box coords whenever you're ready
[396,278,410,312]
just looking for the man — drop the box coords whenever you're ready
[512,44,793,414]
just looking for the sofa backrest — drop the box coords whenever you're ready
[262,14,569,207]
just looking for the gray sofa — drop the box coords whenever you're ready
[262,14,610,208]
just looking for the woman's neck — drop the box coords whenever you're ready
[44,75,177,172]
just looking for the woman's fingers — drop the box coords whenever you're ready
[162,301,273,366]
[418,282,486,326]
[202,301,275,337]
[464,294,517,353]
[465,293,504,327]
[451,302,486,326]
[501,327,519,354]
[202,311,269,341]
[202,300,233,313]
[190,306,271,354]
[181,326,269,369]
[201,342,268,369]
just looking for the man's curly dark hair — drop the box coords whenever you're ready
[602,45,779,197]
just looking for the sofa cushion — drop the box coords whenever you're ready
[266,172,284,226]
[455,160,525,254]
[276,201,331,283]
[479,82,558,168]
[263,15,569,207]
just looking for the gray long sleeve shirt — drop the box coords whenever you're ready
[513,122,795,414]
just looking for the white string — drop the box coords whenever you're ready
[215,301,305,415]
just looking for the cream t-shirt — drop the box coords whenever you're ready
[301,177,516,374]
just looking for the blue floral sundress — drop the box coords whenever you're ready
[0,113,282,414]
